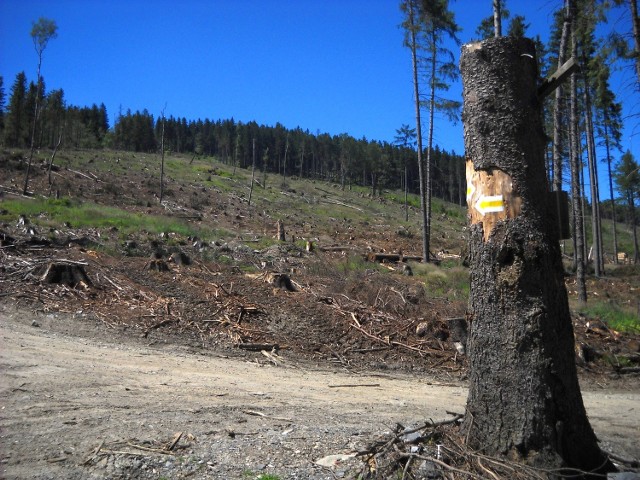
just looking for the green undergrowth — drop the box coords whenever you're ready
[0,197,204,238]
[579,300,640,333]
[410,261,470,300]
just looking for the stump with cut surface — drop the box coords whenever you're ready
[461,36,613,475]
[41,262,92,287]
[145,259,170,272]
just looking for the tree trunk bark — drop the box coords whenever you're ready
[248,138,256,207]
[582,80,603,275]
[493,0,502,37]
[630,0,640,85]
[630,191,640,263]
[160,115,165,204]
[570,0,587,303]
[407,1,429,263]
[423,32,437,262]
[460,36,613,475]
[604,123,619,263]
[552,0,570,193]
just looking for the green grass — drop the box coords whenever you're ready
[0,197,202,238]
[337,254,381,274]
[579,301,640,333]
[410,261,470,300]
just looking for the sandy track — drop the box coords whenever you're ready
[1,306,638,479]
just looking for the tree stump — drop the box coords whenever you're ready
[40,262,92,288]
[276,220,286,241]
[145,259,170,272]
[267,272,296,292]
[460,36,612,474]
[169,251,191,265]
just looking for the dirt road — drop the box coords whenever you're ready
[1,305,638,479]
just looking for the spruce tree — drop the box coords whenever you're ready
[400,0,460,263]
[4,72,28,148]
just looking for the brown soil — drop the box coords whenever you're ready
[1,153,639,478]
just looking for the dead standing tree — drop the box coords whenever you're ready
[461,36,613,475]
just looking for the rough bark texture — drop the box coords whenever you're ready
[552,0,570,193]
[569,1,587,303]
[460,37,613,476]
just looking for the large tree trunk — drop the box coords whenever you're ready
[460,36,613,475]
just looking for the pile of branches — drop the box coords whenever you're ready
[353,414,638,479]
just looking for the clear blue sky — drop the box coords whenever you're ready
[0,1,637,168]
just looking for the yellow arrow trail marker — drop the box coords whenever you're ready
[466,160,521,241]
[475,194,505,215]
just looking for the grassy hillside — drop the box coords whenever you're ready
[1,147,638,335]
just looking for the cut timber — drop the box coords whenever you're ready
[318,246,356,252]
[537,56,578,100]
[40,262,92,288]
[246,272,296,291]
[237,343,280,352]
[366,253,422,263]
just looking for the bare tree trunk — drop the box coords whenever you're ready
[248,138,256,207]
[23,69,43,195]
[159,114,165,204]
[423,32,437,262]
[552,0,570,192]
[404,164,409,221]
[583,79,604,275]
[630,0,640,84]
[407,1,429,263]
[570,0,587,303]
[47,129,63,193]
[461,35,613,475]
[493,0,502,37]
[629,191,640,263]
[281,135,289,188]
[299,141,305,179]
[604,122,619,263]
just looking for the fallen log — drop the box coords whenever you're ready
[236,343,280,352]
[366,253,422,263]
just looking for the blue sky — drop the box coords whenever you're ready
[1,1,637,171]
